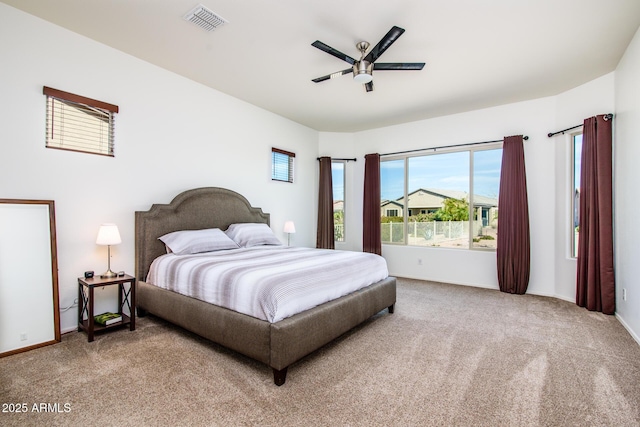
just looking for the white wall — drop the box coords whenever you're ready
[0,4,318,333]
[614,25,640,343]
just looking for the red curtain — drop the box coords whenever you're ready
[316,156,335,249]
[363,153,381,255]
[576,115,615,314]
[497,135,530,294]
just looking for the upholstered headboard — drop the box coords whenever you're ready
[135,187,270,281]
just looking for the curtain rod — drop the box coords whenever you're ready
[547,113,613,138]
[380,136,528,157]
[316,157,357,161]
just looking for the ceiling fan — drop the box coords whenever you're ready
[311,26,425,92]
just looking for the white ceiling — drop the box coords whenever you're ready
[3,0,640,132]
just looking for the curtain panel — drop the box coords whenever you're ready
[316,156,335,249]
[363,153,381,255]
[496,135,530,294]
[576,115,615,314]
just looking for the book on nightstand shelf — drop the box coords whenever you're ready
[94,312,122,326]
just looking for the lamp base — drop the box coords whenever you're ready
[100,269,118,279]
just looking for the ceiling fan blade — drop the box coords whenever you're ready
[364,81,374,92]
[312,68,352,83]
[363,26,405,63]
[374,62,425,70]
[311,41,356,65]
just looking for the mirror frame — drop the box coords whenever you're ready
[0,199,61,357]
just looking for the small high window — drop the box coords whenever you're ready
[272,148,295,183]
[43,86,118,157]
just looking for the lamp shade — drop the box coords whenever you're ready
[283,221,296,234]
[96,223,122,245]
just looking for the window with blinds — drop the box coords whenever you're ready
[272,147,295,183]
[43,86,118,157]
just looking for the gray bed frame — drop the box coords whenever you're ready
[135,187,396,385]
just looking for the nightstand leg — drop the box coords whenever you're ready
[88,287,95,342]
[117,283,123,316]
[77,282,82,332]
[130,279,136,331]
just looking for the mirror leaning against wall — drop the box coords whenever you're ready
[0,199,61,357]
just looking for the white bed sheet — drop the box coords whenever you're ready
[146,246,389,323]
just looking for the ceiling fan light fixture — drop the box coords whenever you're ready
[311,26,423,91]
[353,61,373,84]
[353,72,373,84]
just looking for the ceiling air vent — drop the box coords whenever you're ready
[183,4,227,32]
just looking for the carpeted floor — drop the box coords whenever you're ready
[1,278,639,426]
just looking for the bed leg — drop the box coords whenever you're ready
[273,367,288,386]
[137,307,148,317]
[388,304,395,314]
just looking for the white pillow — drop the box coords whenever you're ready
[159,228,239,255]
[225,223,282,247]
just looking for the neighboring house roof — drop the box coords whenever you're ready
[391,188,498,209]
[333,200,344,211]
[473,194,499,207]
[381,200,404,209]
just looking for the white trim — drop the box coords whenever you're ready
[616,313,640,346]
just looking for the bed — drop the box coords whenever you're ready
[135,187,396,385]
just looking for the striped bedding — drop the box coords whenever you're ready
[146,246,389,323]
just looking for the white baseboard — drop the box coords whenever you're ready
[616,313,640,346]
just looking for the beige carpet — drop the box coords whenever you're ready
[1,278,639,426]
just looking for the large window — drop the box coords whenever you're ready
[572,133,583,257]
[44,86,118,157]
[332,161,345,242]
[381,145,502,250]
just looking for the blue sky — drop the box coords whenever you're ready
[574,134,582,189]
[381,148,502,201]
[332,162,344,201]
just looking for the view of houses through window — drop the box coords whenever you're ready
[381,145,502,250]
[332,161,345,242]
[572,132,583,257]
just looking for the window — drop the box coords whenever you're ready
[572,132,583,258]
[380,159,406,244]
[43,86,118,156]
[272,148,295,183]
[471,149,502,249]
[381,145,502,250]
[332,161,345,242]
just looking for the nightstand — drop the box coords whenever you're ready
[77,274,136,342]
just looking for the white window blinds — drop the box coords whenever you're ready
[272,147,295,183]
[43,86,118,157]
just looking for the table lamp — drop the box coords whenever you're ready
[96,223,121,278]
[283,221,296,246]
